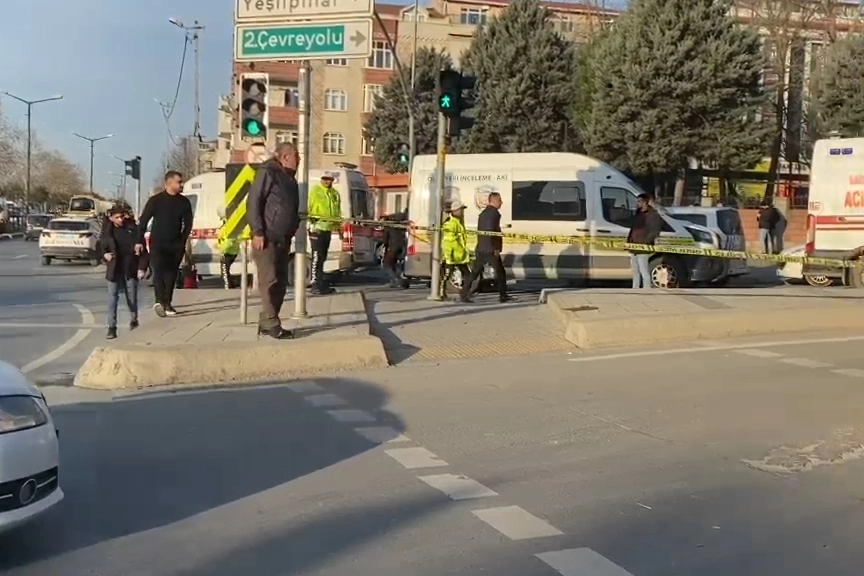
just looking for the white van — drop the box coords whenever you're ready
[667,206,749,285]
[404,152,724,288]
[177,164,377,283]
[803,137,864,286]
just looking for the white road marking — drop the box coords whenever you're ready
[353,426,411,444]
[384,447,449,469]
[417,473,498,500]
[832,368,864,378]
[0,322,102,329]
[112,382,298,401]
[304,393,348,407]
[780,357,833,368]
[735,349,784,358]
[536,548,635,576]
[567,334,864,364]
[285,382,325,394]
[472,505,563,540]
[21,304,94,375]
[13,254,27,260]
[326,409,377,423]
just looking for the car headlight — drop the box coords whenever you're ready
[0,396,48,434]
[687,227,718,246]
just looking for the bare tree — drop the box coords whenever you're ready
[163,136,200,180]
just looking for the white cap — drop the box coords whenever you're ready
[449,199,465,211]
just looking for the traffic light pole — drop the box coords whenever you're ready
[135,159,142,217]
[429,112,447,301]
[293,61,311,319]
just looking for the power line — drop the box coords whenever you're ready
[164,35,190,120]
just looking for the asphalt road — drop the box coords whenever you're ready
[1,331,864,575]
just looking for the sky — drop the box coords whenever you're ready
[0,0,235,200]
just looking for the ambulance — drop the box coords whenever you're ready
[173,164,377,284]
[803,137,864,287]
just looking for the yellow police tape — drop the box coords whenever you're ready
[294,214,862,270]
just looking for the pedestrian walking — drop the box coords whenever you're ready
[461,192,510,303]
[757,200,780,254]
[247,142,300,339]
[382,211,409,288]
[102,205,148,340]
[217,218,239,289]
[439,200,471,300]
[138,170,193,317]
[307,174,342,295]
[627,193,662,289]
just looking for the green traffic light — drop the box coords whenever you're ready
[439,94,452,109]
[246,120,263,136]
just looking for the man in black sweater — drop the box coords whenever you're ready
[460,192,510,303]
[138,170,194,317]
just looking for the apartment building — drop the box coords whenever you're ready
[222,0,618,214]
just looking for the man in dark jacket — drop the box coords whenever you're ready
[102,205,149,340]
[138,170,193,317]
[381,211,408,288]
[247,142,300,339]
[627,193,662,289]
[757,200,780,254]
[460,192,510,303]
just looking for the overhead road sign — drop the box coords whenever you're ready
[236,0,374,21]
[235,20,373,61]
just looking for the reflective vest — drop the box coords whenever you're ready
[308,184,342,232]
[217,226,239,256]
[442,216,470,265]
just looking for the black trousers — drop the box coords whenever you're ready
[439,263,470,297]
[461,251,507,299]
[310,230,332,288]
[220,253,238,289]
[149,244,183,306]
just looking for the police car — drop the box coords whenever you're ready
[38,217,101,266]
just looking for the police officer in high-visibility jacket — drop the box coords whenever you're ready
[307,174,342,295]
[440,199,471,300]
[217,220,239,289]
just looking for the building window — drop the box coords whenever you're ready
[512,180,586,221]
[403,10,427,22]
[363,84,384,112]
[809,41,825,75]
[326,58,348,66]
[367,40,394,69]
[323,132,346,155]
[283,85,299,108]
[324,89,348,111]
[276,130,298,145]
[460,8,487,25]
[556,17,574,33]
[361,136,375,156]
[204,160,213,171]
[388,192,407,214]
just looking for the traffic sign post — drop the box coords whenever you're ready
[235,21,372,61]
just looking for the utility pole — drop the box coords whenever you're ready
[169,17,205,174]
[73,132,114,194]
[407,0,420,180]
[294,62,311,319]
[1,92,63,217]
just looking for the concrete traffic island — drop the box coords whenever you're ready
[74,290,388,389]
[545,288,864,349]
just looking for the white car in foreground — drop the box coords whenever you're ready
[0,361,62,533]
[777,245,834,287]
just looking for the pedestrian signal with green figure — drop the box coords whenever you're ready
[439,199,470,299]
[217,219,239,289]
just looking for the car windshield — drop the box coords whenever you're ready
[48,220,90,232]
[27,216,51,227]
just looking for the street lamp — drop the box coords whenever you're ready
[169,17,205,174]
[0,91,63,216]
[72,132,114,194]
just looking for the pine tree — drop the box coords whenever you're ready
[364,47,453,173]
[458,0,576,153]
[586,0,769,192]
[812,34,864,138]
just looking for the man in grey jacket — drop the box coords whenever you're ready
[247,142,300,339]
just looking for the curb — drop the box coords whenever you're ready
[553,304,864,349]
[73,334,389,389]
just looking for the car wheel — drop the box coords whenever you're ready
[804,275,834,288]
[89,258,101,267]
[649,256,687,289]
[286,254,313,287]
[41,256,52,266]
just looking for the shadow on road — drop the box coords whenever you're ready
[0,378,405,572]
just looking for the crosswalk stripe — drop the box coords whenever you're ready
[384,447,448,469]
[285,382,325,394]
[536,548,635,576]
[326,409,377,423]
[304,394,348,407]
[472,505,563,540]
[418,473,498,500]
[735,348,784,358]
[353,426,411,444]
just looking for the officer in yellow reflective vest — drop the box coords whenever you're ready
[440,199,471,300]
[307,174,343,295]
[217,219,239,289]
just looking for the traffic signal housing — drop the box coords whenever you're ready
[397,143,410,168]
[437,69,476,138]
[124,156,141,180]
[240,73,269,140]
